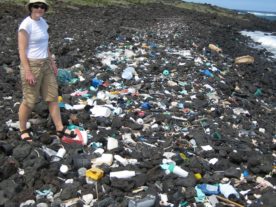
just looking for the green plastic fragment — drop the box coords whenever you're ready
[254,88,262,96]
[179,201,189,207]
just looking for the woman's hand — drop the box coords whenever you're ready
[25,70,36,85]
[50,58,58,76]
[52,61,58,76]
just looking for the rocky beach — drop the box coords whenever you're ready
[0,1,276,206]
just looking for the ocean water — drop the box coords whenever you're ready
[238,10,276,59]
[237,10,276,21]
[246,11,276,21]
[241,31,276,59]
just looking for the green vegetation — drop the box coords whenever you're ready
[176,1,243,19]
[2,0,177,6]
[1,0,245,19]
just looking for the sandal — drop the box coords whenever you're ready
[56,127,77,138]
[20,129,33,142]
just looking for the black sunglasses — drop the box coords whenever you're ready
[32,3,47,9]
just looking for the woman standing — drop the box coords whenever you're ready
[18,0,75,141]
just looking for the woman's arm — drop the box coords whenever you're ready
[18,29,36,85]
[48,48,58,76]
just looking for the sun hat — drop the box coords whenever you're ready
[26,0,49,12]
[27,0,49,5]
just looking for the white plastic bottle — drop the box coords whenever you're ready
[219,183,240,199]
[114,155,128,166]
[52,148,66,162]
[161,163,188,178]
[110,170,136,179]
[172,165,189,177]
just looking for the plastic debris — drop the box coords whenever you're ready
[2,4,276,206]
[234,55,254,64]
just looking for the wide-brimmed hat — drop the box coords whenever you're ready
[26,0,49,12]
[28,0,49,5]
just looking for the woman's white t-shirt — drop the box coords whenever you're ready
[18,16,49,59]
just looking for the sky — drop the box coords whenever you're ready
[183,0,276,12]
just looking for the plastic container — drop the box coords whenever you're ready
[219,183,240,199]
[208,44,222,53]
[128,195,156,207]
[114,155,128,166]
[122,67,136,80]
[91,153,113,166]
[107,137,118,151]
[160,163,189,178]
[72,104,86,110]
[90,105,112,117]
[86,168,104,181]
[172,165,189,177]
[110,170,136,179]
[51,148,66,162]
[234,55,254,64]
[61,129,87,145]
[6,120,31,130]
[197,184,220,195]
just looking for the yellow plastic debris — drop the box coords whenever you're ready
[234,55,254,64]
[86,168,104,181]
[194,173,202,180]
[208,44,222,53]
[179,153,188,160]
[142,43,149,49]
[58,96,63,103]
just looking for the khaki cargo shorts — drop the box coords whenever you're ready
[20,58,58,109]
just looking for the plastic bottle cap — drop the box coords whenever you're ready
[60,164,69,174]
[58,96,63,103]
[136,118,144,125]
[163,69,170,76]
[243,170,249,177]
[168,163,175,173]
[194,173,202,180]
